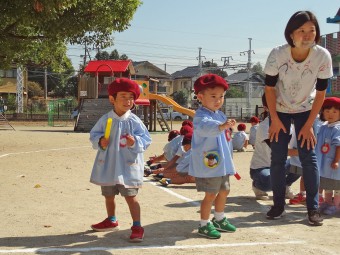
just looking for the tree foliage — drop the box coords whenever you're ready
[173,91,188,107]
[202,61,227,78]
[0,0,142,71]
[95,49,129,60]
[225,86,246,98]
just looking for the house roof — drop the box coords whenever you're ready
[84,60,135,74]
[0,83,17,94]
[171,66,201,79]
[133,61,171,78]
[226,71,264,84]
[327,8,340,24]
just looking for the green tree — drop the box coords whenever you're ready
[203,61,227,78]
[27,81,44,98]
[95,49,129,60]
[173,91,188,106]
[0,0,141,71]
[251,62,264,75]
[225,86,245,98]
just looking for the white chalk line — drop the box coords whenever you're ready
[144,178,200,206]
[0,240,306,253]
[0,146,91,158]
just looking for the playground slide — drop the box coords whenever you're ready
[149,93,195,117]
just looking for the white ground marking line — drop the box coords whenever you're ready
[0,146,91,158]
[144,178,200,206]
[0,240,306,253]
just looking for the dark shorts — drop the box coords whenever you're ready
[195,175,230,194]
[101,185,139,197]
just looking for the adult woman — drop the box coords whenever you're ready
[264,11,333,226]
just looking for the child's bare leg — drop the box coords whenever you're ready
[125,196,141,222]
[214,190,229,213]
[105,196,116,217]
[201,192,216,220]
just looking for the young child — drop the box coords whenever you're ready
[232,123,249,152]
[189,74,236,239]
[159,132,195,186]
[249,116,259,148]
[316,97,340,215]
[147,122,192,167]
[89,78,152,242]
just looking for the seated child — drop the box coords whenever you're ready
[159,132,195,186]
[232,123,248,152]
[249,116,259,148]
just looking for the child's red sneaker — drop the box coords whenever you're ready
[91,218,119,232]
[289,193,306,205]
[129,226,144,242]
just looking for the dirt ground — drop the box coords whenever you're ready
[0,121,339,255]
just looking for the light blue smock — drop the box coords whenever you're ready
[176,149,191,174]
[232,131,248,150]
[316,121,340,181]
[89,110,151,187]
[189,107,235,178]
[163,135,183,161]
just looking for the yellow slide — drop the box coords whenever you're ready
[149,93,195,117]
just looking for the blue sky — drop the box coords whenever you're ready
[67,0,340,74]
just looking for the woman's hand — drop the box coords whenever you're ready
[269,118,286,142]
[298,125,316,150]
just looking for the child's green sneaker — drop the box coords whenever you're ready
[212,217,236,232]
[198,222,221,239]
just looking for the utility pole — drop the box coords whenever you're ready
[240,38,255,108]
[44,67,48,99]
[197,47,206,76]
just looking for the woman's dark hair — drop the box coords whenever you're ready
[284,11,320,47]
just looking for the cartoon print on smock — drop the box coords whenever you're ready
[204,151,220,168]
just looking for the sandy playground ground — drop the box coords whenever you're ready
[0,121,339,255]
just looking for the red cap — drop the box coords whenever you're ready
[180,125,193,135]
[181,120,193,128]
[182,132,193,145]
[322,97,340,109]
[237,123,246,131]
[168,130,180,141]
[108,78,141,100]
[250,116,259,124]
[194,74,229,94]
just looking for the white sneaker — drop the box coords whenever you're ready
[285,186,294,199]
[252,185,269,200]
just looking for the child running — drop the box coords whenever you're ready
[316,97,340,215]
[89,78,152,242]
[189,74,236,239]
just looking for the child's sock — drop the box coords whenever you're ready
[108,216,117,222]
[200,219,209,227]
[214,211,225,221]
[133,221,141,227]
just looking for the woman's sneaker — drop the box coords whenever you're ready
[91,218,119,232]
[198,222,221,239]
[266,206,285,219]
[307,210,323,226]
[211,217,236,232]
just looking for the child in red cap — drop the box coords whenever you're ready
[232,123,249,152]
[89,78,151,242]
[249,116,259,149]
[316,97,340,215]
[189,74,237,239]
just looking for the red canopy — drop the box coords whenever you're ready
[84,60,135,74]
